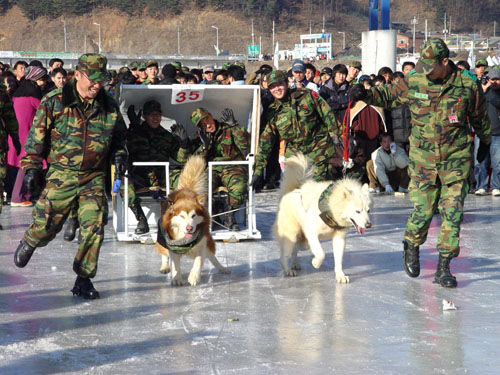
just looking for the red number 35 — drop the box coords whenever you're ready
[175,90,199,103]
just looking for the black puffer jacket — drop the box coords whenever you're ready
[391,104,411,144]
[319,78,350,122]
[485,87,500,136]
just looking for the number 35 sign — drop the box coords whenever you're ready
[171,87,204,105]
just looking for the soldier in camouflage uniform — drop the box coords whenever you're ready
[189,107,250,230]
[124,99,193,234]
[142,60,160,85]
[0,84,21,225]
[351,39,491,287]
[14,54,128,299]
[251,70,341,189]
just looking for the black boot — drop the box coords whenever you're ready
[433,254,457,288]
[224,212,240,231]
[403,240,420,278]
[14,240,36,268]
[63,218,79,242]
[71,276,100,299]
[131,204,149,234]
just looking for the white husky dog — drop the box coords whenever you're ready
[273,153,373,283]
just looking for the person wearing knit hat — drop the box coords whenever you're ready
[159,63,178,84]
[14,53,127,300]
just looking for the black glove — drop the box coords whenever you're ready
[476,141,490,163]
[221,108,237,127]
[250,174,264,192]
[171,123,187,141]
[114,154,128,178]
[23,169,43,196]
[127,105,142,128]
[12,137,22,156]
[349,83,368,101]
[198,129,211,150]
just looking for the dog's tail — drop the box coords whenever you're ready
[278,153,314,198]
[177,155,207,196]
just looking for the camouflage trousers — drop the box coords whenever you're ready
[23,169,108,278]
[121,168,181,208]
[311,157,337,182]
[213,165,248,209]
[404,177,468,258]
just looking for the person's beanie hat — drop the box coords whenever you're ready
[25,66,47,81]
[162,64,176,79]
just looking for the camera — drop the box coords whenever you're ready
[480,76,489,85]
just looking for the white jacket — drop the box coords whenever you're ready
[371,146,409,187]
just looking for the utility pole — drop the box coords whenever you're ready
[309,20,312,35]
[93,22,101,53]
[62,20,67,52]
[338,31,345,50]
[211,26,219,56]
[443,12,447,43]
[251,19,255,49]
[322,15,325,34]
[272,20,275,54]
[259,35,262,60]
[494,21,497,37]
[411,16,418,56]
[177,26,180,55]
[425,19,428,42]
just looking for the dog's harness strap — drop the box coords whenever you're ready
[157,219,204,254]
[318,183,345,229]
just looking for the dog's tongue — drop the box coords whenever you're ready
[185,232,193,239]
[356,226,366,235]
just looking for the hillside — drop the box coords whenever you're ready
[0,1,498,56]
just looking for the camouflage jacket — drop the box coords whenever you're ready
[189,120,250,163]
[255,87,340,176]
[0,84,19,151]
[22,79,127,173]
[365,67,491,184]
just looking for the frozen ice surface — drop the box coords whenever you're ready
[1,192,500,374]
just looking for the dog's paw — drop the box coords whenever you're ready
[312,256,324,269]
[159,265,171,274]
[218,267,231,274]
[171,277,184,286]
[291,261,301,270]
[188,272,201,286]
[336,274,350,284]
[283,269,297,277]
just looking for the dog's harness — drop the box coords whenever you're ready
[318,183,346,229]
[156,219,204,255]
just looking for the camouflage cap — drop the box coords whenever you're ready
[109,69,117,78]
[137,61,147,71]
[76,53,110,82]
[350,60,362,69]
[171,61,182,70]
[146,59,158,68]
[119,66,130,74]
[143,99,162,115]
[181,66,189,73]
[236,62,246,71]
[221,62,232,70]
[190,107,211,127]
[475,58,488,67]
[129,61,138,70]
[267,70,287,86]
[415,39,449,75]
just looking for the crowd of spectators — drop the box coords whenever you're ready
[1,53,500,215]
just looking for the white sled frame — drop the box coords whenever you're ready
[113,84,262,242]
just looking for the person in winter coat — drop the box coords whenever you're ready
[8,66,48,207]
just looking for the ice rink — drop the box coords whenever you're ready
[1,191,499,374]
